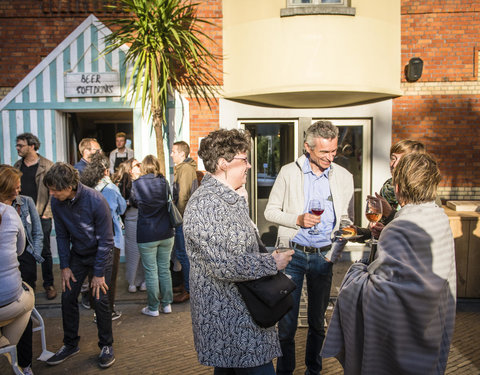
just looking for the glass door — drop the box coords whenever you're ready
[242,121,296,247]
[314,119,372,227]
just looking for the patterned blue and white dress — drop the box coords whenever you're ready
[183,174,282,368]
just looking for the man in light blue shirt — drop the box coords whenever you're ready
[265,121,354,375]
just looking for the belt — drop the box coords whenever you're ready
[292,242,331,254]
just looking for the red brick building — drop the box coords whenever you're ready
[1,0,478,204]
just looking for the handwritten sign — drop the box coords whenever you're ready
[64,72,121,98]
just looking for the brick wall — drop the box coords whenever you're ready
[0,0,222,88]
[0,0,223,160]
[396,0,480,200]
[187,98,220,164]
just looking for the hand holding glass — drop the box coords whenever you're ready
[308,199,324,235]
[275,236,293,253]
[339,215,357,239]
[365,197,383,244]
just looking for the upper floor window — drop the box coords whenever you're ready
[289,0,345,5]
[281,0,355,17]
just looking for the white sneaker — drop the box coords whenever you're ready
[141,307,159,317]
[140,282,147,291]
[128,285,137,293]
[162,304,172,314]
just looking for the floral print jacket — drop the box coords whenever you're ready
[183,174,281,368]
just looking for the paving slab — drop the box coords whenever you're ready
[0,262,479,374]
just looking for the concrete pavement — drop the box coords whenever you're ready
[1,261,479,374]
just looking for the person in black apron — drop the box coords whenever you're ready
[109,132,134,175]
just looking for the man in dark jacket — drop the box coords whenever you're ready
[170,141,198,303]
[73,138,101,174]
[43,163,116,369]
[14,132,56,300]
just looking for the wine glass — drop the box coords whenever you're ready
[275,236,292,253]
[308,199,325,235]
[365,197,383,244]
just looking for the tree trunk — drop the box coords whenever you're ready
[153,110,166,176]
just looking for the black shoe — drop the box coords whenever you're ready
[46,345,80,366]
[93,310,122,323]
[81,292,91,309]
[98,345,115,368]
[111,310,122,321]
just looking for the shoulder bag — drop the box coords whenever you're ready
[166,183,183,228]
[236,234,296,328]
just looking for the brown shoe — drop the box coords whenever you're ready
[173,291,190,304]
[45,285,57,300]
[172,285,184,294]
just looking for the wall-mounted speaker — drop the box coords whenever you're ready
[405,57,423,82]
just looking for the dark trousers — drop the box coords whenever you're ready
[109,247,120,312]
[173,224,190,292]
[276,250,333,375]
[17,250,37,368]
[62,251,113,349]
[40,218,54,288]
[88,247,120,312]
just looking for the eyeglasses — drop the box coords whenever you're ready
[233,156,250,165]
[15,144,28,149]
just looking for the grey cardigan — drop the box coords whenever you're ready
[0,203,26,305]
[183,174,281,368]
[265,155,354,259]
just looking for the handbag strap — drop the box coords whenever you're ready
[254,231,268,254]
[165,181,172,203]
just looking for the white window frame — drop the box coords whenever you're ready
[287,0,347,7]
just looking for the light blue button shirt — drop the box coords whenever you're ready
[292,157,335,248]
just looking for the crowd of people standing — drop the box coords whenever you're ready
[0,124,457,375]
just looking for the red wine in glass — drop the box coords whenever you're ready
[308,199,324,235]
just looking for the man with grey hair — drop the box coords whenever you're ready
[265,120,354,375]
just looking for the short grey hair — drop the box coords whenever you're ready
[304,121,339,150]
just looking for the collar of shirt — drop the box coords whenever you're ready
[292,157,334,248]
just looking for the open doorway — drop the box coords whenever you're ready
[65,110,134,165]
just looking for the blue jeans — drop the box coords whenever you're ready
[276,249,333,375]
[173,224,190,292]
[214,361,275,375]
[138,237,174,311]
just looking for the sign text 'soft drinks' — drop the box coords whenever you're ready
[64,72,121,98]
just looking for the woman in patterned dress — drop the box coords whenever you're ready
[183,129,294,375]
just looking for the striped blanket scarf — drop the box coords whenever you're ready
[322,202,456,375]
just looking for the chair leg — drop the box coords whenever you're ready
[31,307,54,361]
[10,348,24,375]
[1,345,24,375]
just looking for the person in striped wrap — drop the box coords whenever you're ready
[322,152,456,375]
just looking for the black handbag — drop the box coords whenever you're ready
[236,234,296,328]
[166,184,183,228]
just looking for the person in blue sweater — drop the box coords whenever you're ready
[43,162,116,369]
[130,155,174,316]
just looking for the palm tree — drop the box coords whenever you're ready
[103,0,220,174]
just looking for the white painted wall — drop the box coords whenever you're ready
[219,98,392,193]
